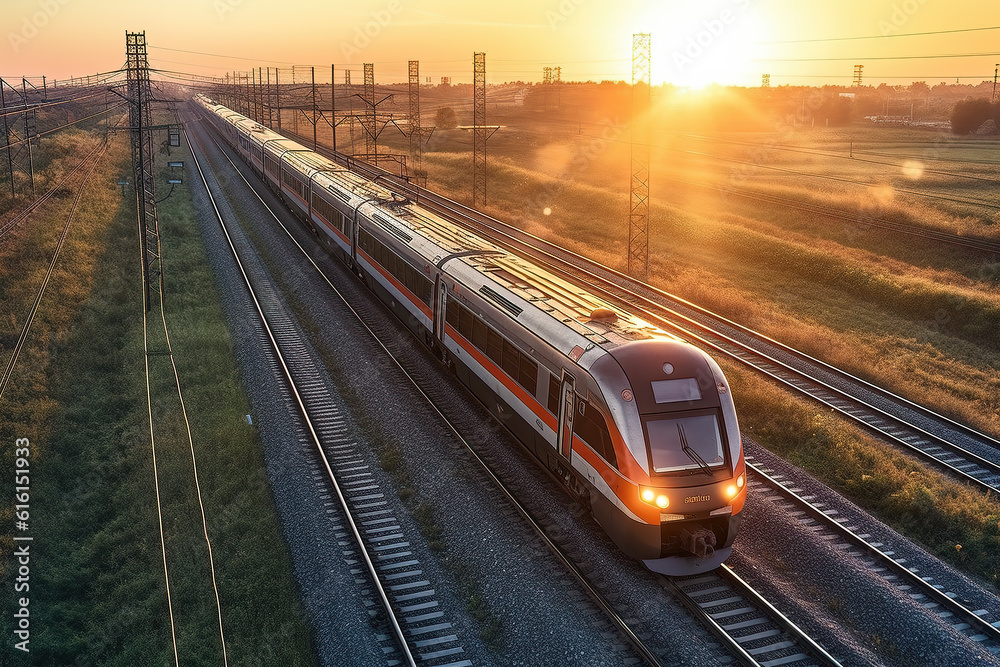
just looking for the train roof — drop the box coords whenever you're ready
[194,94,669,352]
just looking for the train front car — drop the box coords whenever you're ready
[590,339,745,575]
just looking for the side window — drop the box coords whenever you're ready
[459,306,475,341]
[486,328,502,365]
[472,317,488,352]
[501,339,519,378]
[518,355,538,394]
[448,300,539,395]
[575,399,618,469]
[547,374,560,415]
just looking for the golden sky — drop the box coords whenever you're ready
[3,0,999,87]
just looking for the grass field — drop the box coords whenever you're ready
[0,127,316,665]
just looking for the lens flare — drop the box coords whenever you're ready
[901,160,924,180]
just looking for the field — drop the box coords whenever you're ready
[0,125,315,664]
[280,87,1000,583]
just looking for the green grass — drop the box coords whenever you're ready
[0,129,317,665]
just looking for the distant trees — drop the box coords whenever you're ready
[950,98,999,134]
[434,107,457,129]
[817,96,853,126]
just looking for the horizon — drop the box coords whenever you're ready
[3,0,1000,89]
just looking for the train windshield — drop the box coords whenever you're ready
[646,412,726,474]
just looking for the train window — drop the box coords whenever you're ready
[575,399,617,469]
[446,300,459,328]
[547,374,560,415]
[358,229,373,253]
[265,157,278,175]
[501,340,519,378]
[518,356,538,393]
[459,306,475,340]
[651,378,702,404]
[473,317,488,352]
[645,413,725,474]
[486,328,503,365]
[313,194,338,226]
[359,229,432,305]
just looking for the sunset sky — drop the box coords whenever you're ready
[3,0,999,88]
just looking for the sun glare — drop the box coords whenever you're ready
[641,3,771,89]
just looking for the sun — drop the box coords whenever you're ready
[638,2,771,89]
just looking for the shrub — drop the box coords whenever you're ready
[950,97,999,134]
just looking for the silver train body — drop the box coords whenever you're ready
[193,94,746,575]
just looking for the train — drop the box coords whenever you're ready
[192,93,746,575]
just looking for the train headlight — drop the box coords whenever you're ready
[639,487,669,509]
[725,475,746,500]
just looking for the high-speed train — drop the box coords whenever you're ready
[193,94,746,575]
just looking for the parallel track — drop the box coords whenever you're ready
[0,128,120,243]
[746,457,1000,654]
[202,112,844,667]
[187,120,421,667]
[664,567,842,667]
[0,141,106,399]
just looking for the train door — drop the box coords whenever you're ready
[556,373,576,462]
[433,275,447,345]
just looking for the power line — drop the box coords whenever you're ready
[148,45,298,65]
[761,25,1000,45]
[756,51,1000,63]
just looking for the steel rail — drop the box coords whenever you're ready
[749,463,1000,646]
[187,124,418,667]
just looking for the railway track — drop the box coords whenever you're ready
[0,141,107,400]
[189,121,432,666]
[202,115,846,667]
[745,456,1000,655]
[0,132,117,244]
[672,176,1000,254]
[282,138,1000,499]
[664,566,841,667]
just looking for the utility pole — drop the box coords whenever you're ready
[472,52,498,208]
[408,60,421,174]
[330,63,337,150]
[311,66,318,150]
[993,64,998,103]
[853,64,863,87]
[125,31,161,311]
[363,63,376,158]
[628,33,651,280]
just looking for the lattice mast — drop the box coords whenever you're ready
[408,60,421,173]
[126,31,161,310]
[628,33,651,280]
[363,63,376,158]
[0,78,37,198]
[473,52,487,207]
